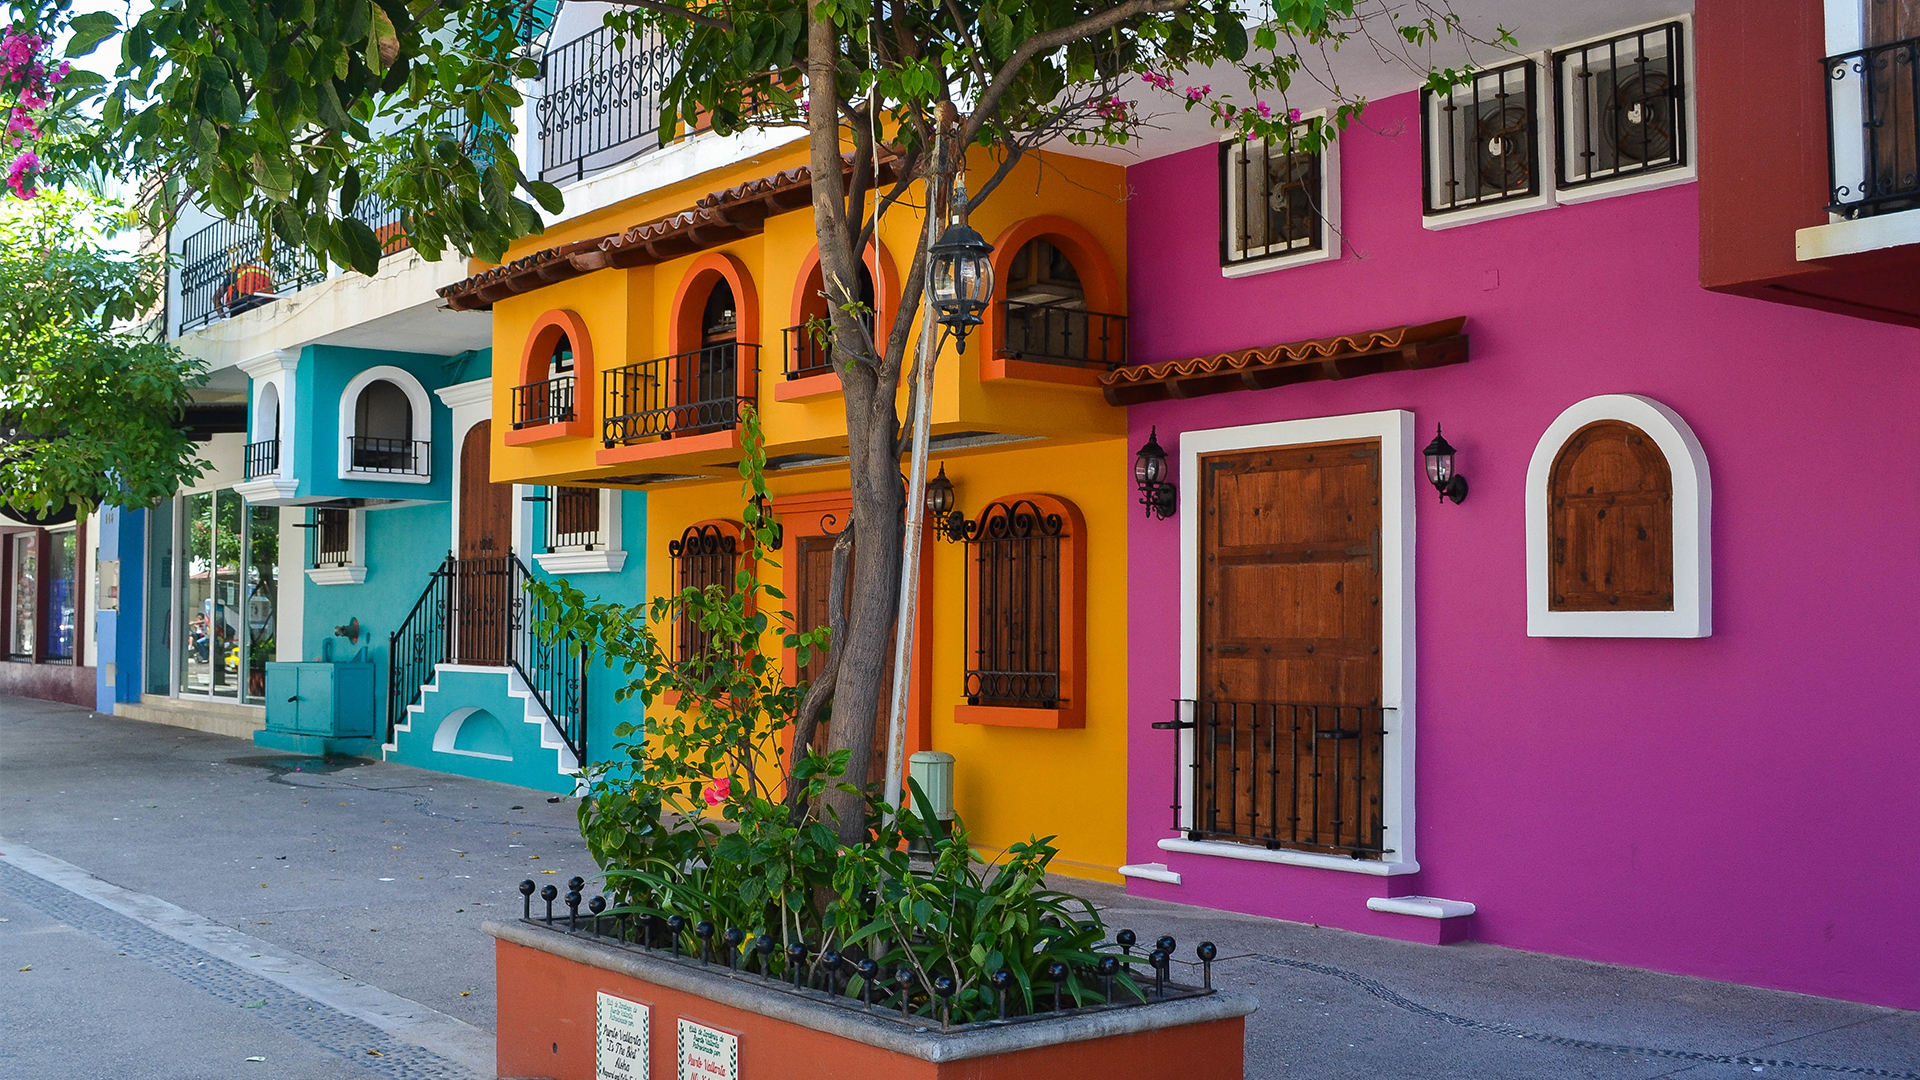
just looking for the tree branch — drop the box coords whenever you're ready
[962,0,1189,147]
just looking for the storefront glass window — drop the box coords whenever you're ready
[8,532,34,659]
[145,499,174,694]
[45,529,75,661]
[244,505,278,704]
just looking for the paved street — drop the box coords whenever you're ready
[1,694,1916,1079]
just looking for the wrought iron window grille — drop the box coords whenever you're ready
[1823,33,1920,218]
[1553,22,1688,189]
[307,508,354,569]
[1153,698,1391,860]
[345,436,430,476]
[1219,130,1325,267]
[547,487,601,552]
[959,500,1066,709]
[1422,59,1541,215]
[244,438,281,480]
[602,343,758,447]
[996,299,1128,369]
[668,523,740,663]
[513,374,577,429]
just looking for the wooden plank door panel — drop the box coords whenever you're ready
[457,422,513,665]
[794,530,891,788]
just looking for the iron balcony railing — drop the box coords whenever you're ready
[176,217,326,333]
[997,300,1127,370]
[387,553,588,763]
[537,24,678,184]
[244,438,280,480]
[602,343,758,446]
[783,323,836,381]
[1824,33,1920,218]
[346,436,430,476]
[513,374,577,429]
[1154,699,1391,860]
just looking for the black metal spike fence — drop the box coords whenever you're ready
[515,875,1219,1031]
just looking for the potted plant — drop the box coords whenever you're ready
[499,413,1253,1079]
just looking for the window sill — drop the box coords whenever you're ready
[234,475,300,504]
[338,468,432,485]
[306,566,368,586]
[953,703,1083,729]
[1422,193,1554,231]
[504,418,592,446]
[533,549,628,575]
[773,372,842,402]
[980,355,1108,387]
[1554,165,1695,206]
[1796,205,1920,262]
[1157,837,1419,877]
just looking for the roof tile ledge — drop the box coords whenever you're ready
[1101,317,1469,406]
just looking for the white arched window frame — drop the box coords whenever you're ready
[236,348,300,503]
[338,365,434,483]
[1525,394,1711,638]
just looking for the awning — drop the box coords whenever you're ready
[1100,317,1469,406]
[439,154,899,312]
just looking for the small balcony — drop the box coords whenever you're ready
[602,343,758,448]
[512,374,577,430]
[537,25,679,184]
[345,435,431,476]
[782,324,835,382]
[1824,34,1920,219]
[996,300,1128,370]
[177,218,325,334]
[244,438,280,480]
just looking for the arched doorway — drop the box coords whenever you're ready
[455,421,513,664]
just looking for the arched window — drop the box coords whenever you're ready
[1526,395,1710,638]
[668,521,742,661]
[786,258,875,380]
[509,309,593,442]
[338,365,432,480]
[983,217,1125,382]
[247,383,281,479]
[954,493,1087,729]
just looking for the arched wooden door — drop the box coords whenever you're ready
[456,422,513,665]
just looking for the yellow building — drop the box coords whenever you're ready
[440,141,1133,881]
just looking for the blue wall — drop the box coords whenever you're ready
[94,505,146,711]
[526,487,649,766]
[260,344,458,505]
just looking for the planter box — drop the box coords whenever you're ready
[486,919,1256,1080]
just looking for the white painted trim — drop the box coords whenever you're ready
[439,378,503,558]
[337,365,434,483]
[1366,895,1476,919]
[431,706,515,761]
[1525,394,1711,638]
[1550,14,1698,205]
[1116,862,1183,885]
[434,378,493,411]
[1158,837,1421,877]
[1421,53,1558,231]
[1796,207,1920,261]
[542,127,804,227]
[384,662,582,776]
[533,549,629,575]
[305,565,368,586]
[1219,117,1341,278]
[233,476,301,504]
[240,349,300,489]
[1176,409,1417,872]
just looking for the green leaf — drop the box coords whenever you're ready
[339,216,381,274]
[65,12,121,58]
[252,154,294,202]
[524,179,564,215]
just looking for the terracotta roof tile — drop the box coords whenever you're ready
[1100,317,1469,405]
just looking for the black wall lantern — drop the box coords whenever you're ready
[1422,424,1469,504]
[1134,427,1177,519]
[926,463,966,541]
[929,221,995,352]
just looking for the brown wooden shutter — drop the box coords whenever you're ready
[1548,419,1674,612]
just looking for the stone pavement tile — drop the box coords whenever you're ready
[0,890,369,1080]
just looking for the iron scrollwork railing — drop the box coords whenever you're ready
[1824,33,1920,218]
[1154,699,1390,860]
[176,216,326,333]
[537,25,679,184]
[997,300,1128,369]
[959,500,1064,708]
[387,553,589,764]
[667,523,738,662]
[602,343,758,446]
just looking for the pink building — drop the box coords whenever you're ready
[1115,3,1920,1011]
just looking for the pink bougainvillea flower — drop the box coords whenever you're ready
[1255,101,1272,118]
[8,149,39,199]
[1288,108,1302,122]
[701,779,731,807]
[1183,84,1211,102]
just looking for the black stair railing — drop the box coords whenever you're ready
[386,553,588,764]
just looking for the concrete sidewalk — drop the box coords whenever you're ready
[0,695,1914,1079]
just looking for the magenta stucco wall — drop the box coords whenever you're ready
[1122,91,1920,1010]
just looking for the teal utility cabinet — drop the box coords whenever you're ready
[252,660,379,757]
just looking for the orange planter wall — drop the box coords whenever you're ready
[495,938,1247,1080]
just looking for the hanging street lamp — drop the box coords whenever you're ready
[928,220,995,352]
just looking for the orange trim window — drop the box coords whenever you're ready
[506,309,595,445]
[953,493,1087,730]
[779,243,902,398]
[979,217,1125,387]
[668,519,744,662]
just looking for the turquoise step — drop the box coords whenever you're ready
[383,665,582,795]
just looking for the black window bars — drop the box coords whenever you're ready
[1423,59,1540,215]
[1823,33,1920,218]
[244,438,280,480]
[959,499,1065,709]
[1554,22,1688,189]
[997,300,1128,369]
[668,523,739,663]
[346,436,430,476]
[549,487,601,551]
[1219,130,1324,267]
[309,508,353,569]
[513,374,577,429]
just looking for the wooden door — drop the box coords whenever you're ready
[1197,439,1386,857]
[457,422,513,665]
[794,531,891,789]
[1869,0,1920,200]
